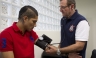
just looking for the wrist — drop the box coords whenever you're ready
[57,48,61,55]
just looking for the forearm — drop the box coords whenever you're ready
[58,44,60,48]
[60,42,85,54]
[1,51,14,58]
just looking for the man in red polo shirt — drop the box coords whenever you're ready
[0,5,39,58]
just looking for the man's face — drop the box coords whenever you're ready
[60,0,72,17]
[23,16,38,31]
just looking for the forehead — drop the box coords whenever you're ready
[60,0,67,6]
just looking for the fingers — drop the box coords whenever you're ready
[46,45,54,50]
[45,45,58,55]
[45,45,52,53]
[45,45,51,50]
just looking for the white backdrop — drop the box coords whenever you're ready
[0,0,61,31]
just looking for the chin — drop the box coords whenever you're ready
[28,29,32,31]
[29,28,33,31]
[27,30,31,31]
[62,14,65,16]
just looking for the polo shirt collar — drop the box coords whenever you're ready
[12,22,21,32]
[12,22,31,35]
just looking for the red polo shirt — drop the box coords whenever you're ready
[0,22,38,58]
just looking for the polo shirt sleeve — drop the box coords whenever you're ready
[75,20,90,41]
[32,30,38,41]
[0,31,13,52]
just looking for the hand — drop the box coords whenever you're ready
[68,53,82,58]
[45,45,58,55]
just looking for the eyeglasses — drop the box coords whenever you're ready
[59,6,68,9]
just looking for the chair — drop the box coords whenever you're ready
[91,49,96,58]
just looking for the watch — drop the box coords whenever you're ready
[57,48,61,55]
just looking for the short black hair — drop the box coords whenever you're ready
[18,5,38,20]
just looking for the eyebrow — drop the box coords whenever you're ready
[33,20,37,22]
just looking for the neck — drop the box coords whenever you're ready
[16,21,25,34]
[67,9,75,19]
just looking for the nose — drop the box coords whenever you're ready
[60,8,63,12]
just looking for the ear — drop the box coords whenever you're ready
[70,4,75,10]
[23,16,28,22]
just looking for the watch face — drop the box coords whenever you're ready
[57,49,61,55]
[57,52,60,55]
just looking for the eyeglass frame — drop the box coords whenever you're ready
[59,6,68,9]
[59,4,72,9]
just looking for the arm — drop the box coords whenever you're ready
[0,31,14,58]
[60,20,90,53]
[46,41,86,54]
[60,41,86,53]
[46,20,90,54]
[34,34,52,50]
[58,44,60,48]
[31,30,38,44]
[1,51,14,58]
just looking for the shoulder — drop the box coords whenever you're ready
[31,30,38,37]
[31,30,37,34]
[0,26,13,40]
[78,20,89,26]
[78,14,86,20]
[76,14,88,24]
[77,20,89,31]
[0,27,12,35]
[30,30,38,41]
[0,26,13,34]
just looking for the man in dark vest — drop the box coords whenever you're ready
[46,0,90,58]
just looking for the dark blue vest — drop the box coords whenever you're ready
[60,10,88,58]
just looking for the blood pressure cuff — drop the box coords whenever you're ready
[42,34,52,44]
[35,34,52,50]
